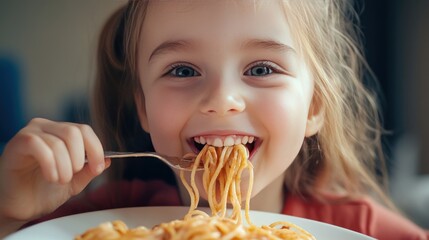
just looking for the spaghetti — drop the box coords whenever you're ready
[76,144,315,240]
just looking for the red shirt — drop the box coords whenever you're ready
[34,180,428,240]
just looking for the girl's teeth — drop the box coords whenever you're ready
[242,136,249,145]
[224,136,234,146]
[194,135,255,147]
[213,138,223,147]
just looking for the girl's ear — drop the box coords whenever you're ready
[134,90,150,133]
[305,97,324,137]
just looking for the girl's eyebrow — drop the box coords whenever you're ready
[241,39,296,54]
[148,40,193,62]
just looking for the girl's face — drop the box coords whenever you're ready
[136,0,322,199]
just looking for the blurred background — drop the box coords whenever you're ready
[0,0,428,229]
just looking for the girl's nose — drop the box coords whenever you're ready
[199,80,246,116]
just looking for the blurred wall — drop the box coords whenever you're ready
[380,0,429,228]
[359,0,429,228]
[393,1,429,174]
[0,0,125,121]
[357,0,429,174]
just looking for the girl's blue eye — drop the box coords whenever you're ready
[169,65,200,77]
[244,64,275,76]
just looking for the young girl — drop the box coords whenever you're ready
[0,0,427,239]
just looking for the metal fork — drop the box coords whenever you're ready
[101,151,203,171]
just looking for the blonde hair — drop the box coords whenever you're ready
[92,0,393,207]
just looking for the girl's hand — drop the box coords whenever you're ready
[0,118,109,224]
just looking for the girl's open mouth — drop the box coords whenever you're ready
[188,135,261,159]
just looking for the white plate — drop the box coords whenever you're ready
[5,206,374,239]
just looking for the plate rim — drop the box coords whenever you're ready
[5,206,375,240]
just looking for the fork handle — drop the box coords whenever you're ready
[103,151,156,159]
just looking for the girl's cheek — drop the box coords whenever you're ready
[259,93,309,144]
[144,93,192,154]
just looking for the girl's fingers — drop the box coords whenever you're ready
[39,121,86,174]
[71,158,111,194]
[70,123,105,175]
[35,119,105,176]
[9,131,58,182]
[19,118,105,185]
[39,133,73,184]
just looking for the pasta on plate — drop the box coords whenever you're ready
[75,145,315,240]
